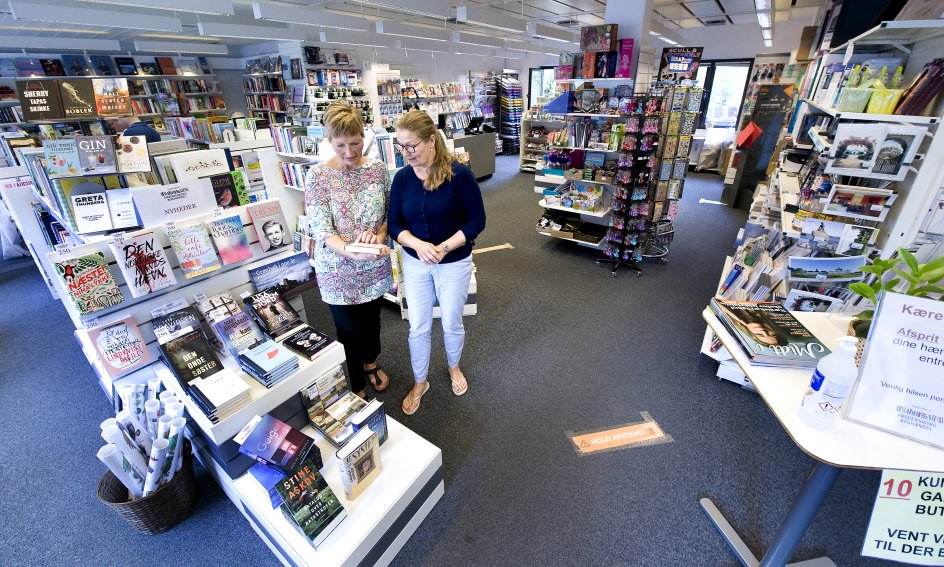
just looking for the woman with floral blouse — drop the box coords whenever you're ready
[305,102,393,398]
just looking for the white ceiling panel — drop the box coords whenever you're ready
[653,3,694,19]
[775,0,793,9]
[675,18,705,28]
[685,1,725,17]
[774,10,790,22]
[728,13,758,24]
[791,6,821,21]
[719,0,757,12]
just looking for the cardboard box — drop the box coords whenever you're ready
[555,65,574,80]
[572,53,585,79]
[580,24,618,51]
[615,39,634,78]
[582,52,597,81]
[595,51,617,78]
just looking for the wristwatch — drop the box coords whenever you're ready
[442,244,450,253]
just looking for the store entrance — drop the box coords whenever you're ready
[691,60,752,172]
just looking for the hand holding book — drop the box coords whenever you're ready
[343,242,390,260]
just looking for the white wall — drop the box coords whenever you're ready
[674,19,811,60]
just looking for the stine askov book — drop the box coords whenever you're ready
[206,215,253,266]
[109,232,178,297]
[87,315,154,378]
[248,252,317,299]
[274,455,347,547]
[53,251,124,315]
[166,223,222,279]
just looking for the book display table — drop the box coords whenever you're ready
[702,309,944,567]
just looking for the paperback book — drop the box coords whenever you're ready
[70,186,113,233]
[709,298,831,367]
[274,455,346,547]
[282,325,334,361]
[208,171,249,209]
[248,252,317,299]
[336,426,381,499]
[87,315,154,379]
[151,302,201,344]
[158,327,223,386]
[166,223,222,279]
[110,232,178,297]
[188,368,251,421]
[43,139,80,179]
[214,311,265,358]
[235,414,321,475]
[237,338,299,387]
[351,399,388,446]
[116,134,151,173]
[206,215,253,266]
[248,461,286,509]
[248,201,290,252]
[53,251,124,315]
[299,365,365,447]
[243,288,303,338]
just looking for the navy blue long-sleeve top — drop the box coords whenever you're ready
[388,162,486,263]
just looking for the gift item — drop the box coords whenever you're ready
[580,24,618,51]
[615,39,635,78]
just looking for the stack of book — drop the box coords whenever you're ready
[298,365,369,447]
[708,298,831,368]
[237,338,299,387]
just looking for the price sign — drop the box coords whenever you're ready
[54,244,72,256]
[862,469,944,565]
[212,207,225,218]
[84,317,100,330]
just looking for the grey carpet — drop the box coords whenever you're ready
[0,157,887,566]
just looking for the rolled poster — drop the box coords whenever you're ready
[166,402,186,420]
[116,409,152,456]
[169,417,187,473]
[144,399,162,438]
[100,417,117,431]
[157,414,174,440]
[116,384,133,413]
[131,383,147,426]
[147,378,161,401]
[97,444,145,500]
[142,438,169,496]
[101,424,148,480]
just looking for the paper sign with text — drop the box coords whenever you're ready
[845,292,944,448]
[862,469,944,565]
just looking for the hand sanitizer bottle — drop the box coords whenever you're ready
[800,337,860,427]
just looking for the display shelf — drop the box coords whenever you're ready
[554,78,635,86]
[538,198,611,218]
[553,146,619,152]
[0,100,21,106]
[248,107,286,113]
[15,74,214,80]
[183,91,223,96]
[803,98,939,124]
[537,230,605,249]
[243,72,285,77]
[776,169,802,239]
[130,95,155,99]
[808,126,830,152]
[567,113,629,118]
[244,91,283,95]
[275,151,325,161]
[284,183,304,192]
[828,18,944,53]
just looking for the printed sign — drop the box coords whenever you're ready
[129,179,217,227]
[862,469,944,565]
[657,47,703,82]
[566,412,672,455]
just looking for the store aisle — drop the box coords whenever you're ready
[0,157,885,566]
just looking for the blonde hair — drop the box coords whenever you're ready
[323,101,363,140]
[397,110,454,190]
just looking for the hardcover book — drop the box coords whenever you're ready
[709,298,831,367]
[248,461,285,509]
[351,399,388,446]
[138,61,160,76]
[61,54,90,76]
[208,171,249,208]
[274,455,346,547]
[155,57,177,76]
[336,426,381,499]
[238,338,298,379]
[40,58,65,77]
[166,223,222,279]
[206,215,253,266]
[87,315,154,379]
[188,368,251,419]
[91,78,131,116]
[116,134,151,173]
[76,135,117,175]
[176,57,200,76]
[106,188,139,230]
[248,201,291,252]
[70,187,113,233]
[248,252,317,299]
[58,78,97,119]
[53,251,124,315]
[299,366,364,447]
[243,288,302,338]
[110,232,178,297]
[151,304,201,344]
[88,55,116,76]
[214,311,265,358]
[195,292,241,325]
[14,58,44,77]
[235,414,320,475]
[282,326,334,361]
[43,139,80,179]
[158,327,223,385]
[16,79,63,122]
[113,57,138,75]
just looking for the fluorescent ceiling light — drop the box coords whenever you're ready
[757,11,772,28]
[450,42,494,57]
[761,29,772,40]
[76,0,233,15]
[349,0,451,20]
[649,30,661,36]
[754,0,772,10]
[763,39,773,47]
[134,40,228,55]
[451,32,504,49]
[9,0,182,32]
[527,21,574,43]
[376,21,450,41]
[455,5,526,34]
[317,31,390,49]
[0,25,108,34]
[253,2,368,32]
[198,21,306,41]
[659,37,679,45]
[391,38,451,54]
[0,35,120,51]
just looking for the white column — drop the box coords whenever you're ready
[604,0,654,86]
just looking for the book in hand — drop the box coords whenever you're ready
[53,251,124,316]
[343,242,385,255]
[237,338,299,387]
[709,298,831,367]
[235,414,322,474]
[274,454,347,548]
[243,288,303,338]
[281,325,334,361]
[248,252,317,300]
[351,399,388,446]
[87,315,154,379]
[336,426,381,499]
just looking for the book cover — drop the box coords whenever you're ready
[243,288,302,338]
[61,54,90,76]
[152,304,201,344]
[87,315,153,379]
[248,461,285,509]
[116,134,151,173]
[91,78,131,116]
[14,58,44,77]
[336,426,381,499]
[166,223,222,279]
[139,61,160,76]
[299,373,352,447]
[189,369,250,416]
[235,414,319,475]
[113,57,138,76]
[195,292,240,324]
[248,252,316,299]
[43,139,80,178]
[70,187,113,233]
[105,188,139,230]
[169,148,229,182]
[159,327,223,385]
[155,57,178,76]
[176,57,200,76]
[53,251,124,315]
[248,201,290,252]
[351,398,388,445]
[238,338,298,376]
[274,455,346,546]
[110,232,178,297]
[58,78,97,119]
[89,55,116,76]
[197,57,213,75]
[40,58,65,77]
[710,298,831,367]
[214,311,265,358]
[282,326,334,362]
[206,215,253,266]
[76,135,118,175]
[16,79,63,122]
[208,171,249,208]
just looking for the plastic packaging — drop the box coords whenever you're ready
[837,87,873,112]
[800,336,860,427]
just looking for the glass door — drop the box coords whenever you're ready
[690,60,752,171]
[528,67,556,109]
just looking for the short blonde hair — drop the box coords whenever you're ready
[396,110,454,190]
[323,102,363,140]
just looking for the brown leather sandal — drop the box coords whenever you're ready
[365,365,389,392]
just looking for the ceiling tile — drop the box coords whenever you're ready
[775,0,792,10]
[653,3,693,19]
[790,6,821,20]
[719,0,756,12]
[774,9,789,22]
[675,18,704,28]
[685,0,724,17]
[728,13,757,24]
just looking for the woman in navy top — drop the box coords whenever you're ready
[388,110,486,415]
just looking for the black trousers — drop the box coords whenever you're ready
[327,298,383,394]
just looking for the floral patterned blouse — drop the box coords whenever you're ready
[305,159,393,306]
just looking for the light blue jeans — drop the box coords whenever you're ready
[401,252,473,384]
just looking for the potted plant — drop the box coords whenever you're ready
[848,247,944,338]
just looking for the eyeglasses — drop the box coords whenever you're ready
[393,140,423,155]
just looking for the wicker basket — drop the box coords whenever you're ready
[97,440,197,535]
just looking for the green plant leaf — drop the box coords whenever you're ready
[893,268,919,284]
[883,278,901,291]
[849,282,875,300]
[857,309,874,321]
[871,280,883,294]
[861,265,885,275]
[900,247,919,274]
[918,256,944,276]
[914,285,944,295]
[921,266,944,283]
[879,258,899,272]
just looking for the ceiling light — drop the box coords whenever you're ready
[527,22,574,44]
[376,21,450,41]
[455,5,526,34]
[660,37,679,45]
[317,31,390,49]
[757,12,772,28]
[451,32,505,49]
[252,2,369,32]
[134,41,228,55]
[754,0,772,10]
[649,30,661,36]
[0,35,121,51]
[75,0,233,15]
[10,0,182,32]
[197,21,306,42]
[0,25,108,34]
[761,29,772,40]
[763,39,773,47]
[349,0,451,20]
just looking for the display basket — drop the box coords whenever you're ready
[97,440,198,535]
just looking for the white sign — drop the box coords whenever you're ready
[862,469,944,565]
[846,292,944,448]
[168,148,230,182]
[129,179,216,228]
